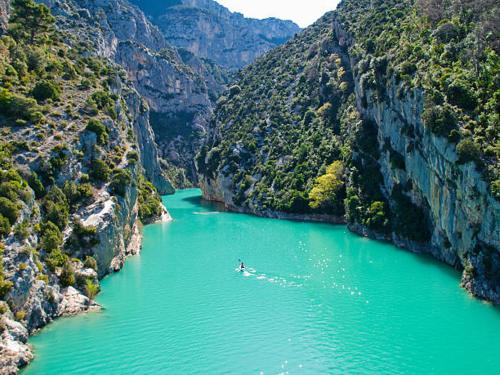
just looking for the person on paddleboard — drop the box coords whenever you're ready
[239,261,245,271]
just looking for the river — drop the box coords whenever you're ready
[24,189,500,374]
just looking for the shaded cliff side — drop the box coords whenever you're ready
[41,0,299,187]
[199,0,499,303]
[39,0,208,186]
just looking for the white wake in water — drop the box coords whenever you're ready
[235,267,303,288]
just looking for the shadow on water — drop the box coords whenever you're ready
[181,193,229,212]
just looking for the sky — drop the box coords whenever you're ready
[215,0,341,28]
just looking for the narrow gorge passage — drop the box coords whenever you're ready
[25,190,500,374]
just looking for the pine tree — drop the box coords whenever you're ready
[9,0,55,44]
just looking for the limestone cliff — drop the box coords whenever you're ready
[199,2,500,303]
[0,1,170,372]
[40,0,212,185]
[333,19,500,303]
[130,0,301,70]
[39,0,300,186]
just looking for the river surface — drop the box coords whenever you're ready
[24,189,500,374]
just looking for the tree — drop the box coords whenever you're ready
[309,161,345,211]
[59,261,75,287]
[0,214,11,237]
[456,139,482,164]
[86,119,108,145]
[42,187,69,230]
[109,169,132,197]
[32,80,61,103]
[9,0,55,44]
[89,159,110,183]
[85,279,99,301]
[40,221,63,252]
[0,197,19,225]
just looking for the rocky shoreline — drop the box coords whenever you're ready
[0,207,172,374]
[200,186,499,305]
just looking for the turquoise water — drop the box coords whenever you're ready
[25,189,500,374]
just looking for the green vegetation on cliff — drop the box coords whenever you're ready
[199,0,499,240]
[0,0,165,314]
[338,0,499,197]
[198,12,354,214]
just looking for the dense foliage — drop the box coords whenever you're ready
[138,176,163,224]
[338,0,499,196]
[0,0,164,308]
[199,0,499,244]
[198,13,353,214]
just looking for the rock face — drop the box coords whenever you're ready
[40,0,212,185]
[0,0,8,32]
[40,0,300,185]
[199,6,500,303]
[333,20,500,303]
[0,1,171,372]
[130,0,301,70]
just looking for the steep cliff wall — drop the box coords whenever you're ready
[333,18,500,302]
[0,2,169,372]
[199,1,499,303]
[130,0,301,70]
[40,0,212,185]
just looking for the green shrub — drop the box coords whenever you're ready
[90,91,116,119]
[45,249,67,271]
[26,48,46,73]
[42,187,69,230]
[85,119,108,145]
[0,88,40,122]
[59,261,75,287]
[109,169,132,197]
[456,139,482,164]
[48,145,69,177]
[446,81,476,111]
[364,201,389,231]
[422,105,457,137]
[84,279,100,300]
[126,151,139,164]
[14,220,30,240]
[27,172,45,198]
[0,181,23,201]
[63,181,93,209]
[84,256,98,271]
[89,159,110,183]
[32,80,61,102]
[14,310,26,322]
[0,197,19,225]
[40,221,63,252]
[228,85,241,97]
[492,179,500,200]
[0,247,13,298]
[0,214,11,237]
[72,219,99,248]
[138,177,162,224]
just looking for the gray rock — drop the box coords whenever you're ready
[0,0,9,33]
[131,0,300,70]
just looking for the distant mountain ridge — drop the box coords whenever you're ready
[129,0,301,69]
